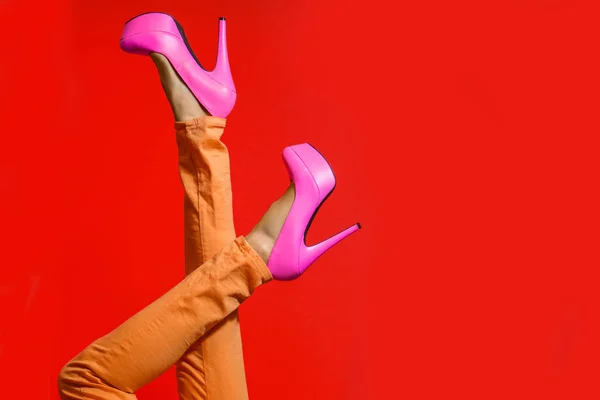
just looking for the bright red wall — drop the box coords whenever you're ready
[1,0,599,399]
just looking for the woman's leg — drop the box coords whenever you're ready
[57,185,294,399]
[169,85,250,398]
[56,178,302,400]
[176,117,251,400]
[149,52,251,400]
[57,237,272,400]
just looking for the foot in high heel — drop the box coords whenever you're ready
[247,144,361,281]
[120,12,236,118]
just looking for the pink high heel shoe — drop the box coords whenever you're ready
[120,12,236,118]
[267,144,361,281]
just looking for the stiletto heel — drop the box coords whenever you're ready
[267,143,361,281]
[120,12,236,118]
[213,17,234,90]
[300,223,361,275]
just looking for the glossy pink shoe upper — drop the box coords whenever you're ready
[267,144,361,281]
[120,12,236,118]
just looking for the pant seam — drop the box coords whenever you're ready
[190,129,210,400]
[201,337,209,400]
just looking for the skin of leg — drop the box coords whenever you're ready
[57,237,272,400]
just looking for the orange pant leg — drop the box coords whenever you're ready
[175,116,251,400]
[57,237,271,400]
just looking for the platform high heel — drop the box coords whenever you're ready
[120,12,236,118]
[267,143,361,281]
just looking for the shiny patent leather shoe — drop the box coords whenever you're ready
[267,143,361,280]
[120,12,236,118]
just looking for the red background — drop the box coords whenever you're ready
[1,0,599,399]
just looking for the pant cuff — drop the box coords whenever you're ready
[175,116,227,130]
[235,236,273,283]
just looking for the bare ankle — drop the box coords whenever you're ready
[246,185,296,264]
[246,229,274,264]
[150,53,209,121]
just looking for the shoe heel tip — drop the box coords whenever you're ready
[219,16,226,20]
[357,222,362,229]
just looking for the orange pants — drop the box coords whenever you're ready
[58,117,272,399]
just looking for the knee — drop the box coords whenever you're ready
[57,360,90,399]
[58,361,80,399]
